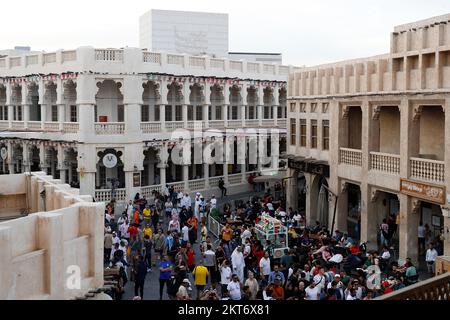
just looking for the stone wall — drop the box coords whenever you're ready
[0,172,104,300]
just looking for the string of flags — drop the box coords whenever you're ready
[0,71,286,88]
[146,73,285,88]
[0,72,79,84]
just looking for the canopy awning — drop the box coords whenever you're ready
[253,172,287,183]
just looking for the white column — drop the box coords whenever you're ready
[57,104,65,130]
[241,105,246,127]
[222,104,229,127]
[57,145,66,183]
[158,104,165,132]
[273,105,279,126]
[21,84,30,128]
[22,143,30,173]
[204,163,210,188]
[223,160,229,185]
[257,105,263,126]
[124,76,144,137]
[7,105,14,128]
[182,104,188,128]
[7,141,14,174]
[158,164,167,187]
[183,164,189,191]
[203,104,210,128]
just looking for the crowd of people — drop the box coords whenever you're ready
[103,183,435,301]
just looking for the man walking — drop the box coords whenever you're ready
[218,178,227,198]
[159,255,173,300]
[425,243,438,275]
[133,255,147,299]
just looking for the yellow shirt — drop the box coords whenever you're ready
[143,208,151,220]
[143,227,153,240]
[193,265,209,286]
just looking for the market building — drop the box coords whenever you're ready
[286,13,450,264]
[0,47,290,202]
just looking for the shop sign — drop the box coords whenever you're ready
[400,179,445,204]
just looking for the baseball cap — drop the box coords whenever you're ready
[183,278,192,286]
[313,275,322,284]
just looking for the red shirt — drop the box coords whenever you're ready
[128,225,138,240]
[133,211,140,225]
[186,249,196,267]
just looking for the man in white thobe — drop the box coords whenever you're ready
[231,246,245,283]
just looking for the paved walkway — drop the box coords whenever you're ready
[121,190,264,300]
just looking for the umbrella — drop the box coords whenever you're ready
[317,185,329,227]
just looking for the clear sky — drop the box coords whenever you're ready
[2,0,450,66]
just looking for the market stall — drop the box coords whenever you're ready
[255,214,289,259]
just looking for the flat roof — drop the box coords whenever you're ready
[229,52,282,56]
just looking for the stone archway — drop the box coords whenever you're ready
[96,149,125,189]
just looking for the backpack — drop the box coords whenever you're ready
[167,276,179,296]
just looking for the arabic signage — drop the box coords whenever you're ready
[400,179,445,204]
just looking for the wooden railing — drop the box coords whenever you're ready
[340,147,362,166]
[370,151,400,174]
[376,272,450,300]
[410,157,445,183]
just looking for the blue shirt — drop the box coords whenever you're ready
[159,261,172,280]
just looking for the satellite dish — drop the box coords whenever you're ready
[366,265,381,290]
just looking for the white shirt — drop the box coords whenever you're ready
[293,214,301,223]
[220,266,232,284]
[227,281,241,300]
[305,286,320,300]
[112,236,120,245]
[381,250,391,260]
[210,198,217,208]
[259,257,271,275]
[181,225,189,241]
[426,248,438,262]
[241,230,252,242]
[169,220,180,233]
[126,204,134,216]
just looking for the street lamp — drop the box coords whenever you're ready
[321,184,339,236]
